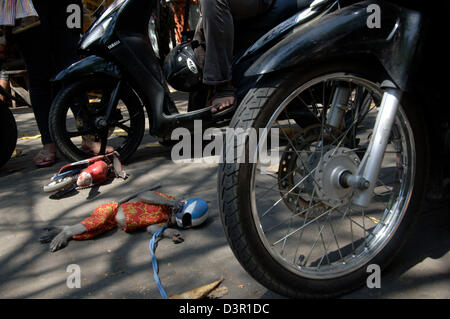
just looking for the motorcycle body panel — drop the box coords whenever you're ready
[246,0,422,91]
[55,0,338,137]
[233,0,337,100]
[234,0,335,65]
[53,55,120,82]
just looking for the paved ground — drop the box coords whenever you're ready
[0,106,448,299]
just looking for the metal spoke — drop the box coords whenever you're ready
[327,218,344,261]
[295,95,322,124]
[293,187,319,264]
[258,164,299,199]
[256,185,303,198]
[261,167,318,218]
[317,221,331,267]
[335,207,374,236]
[278,118,322,189]
[281,179,304,255]
[250,73,414,279]
[302,224,325,267]
[266,202,323,233]
[272,203,343,246]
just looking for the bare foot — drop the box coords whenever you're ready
[210,82,236,114]
[211,95,236,114]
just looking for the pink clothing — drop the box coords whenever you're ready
[0,0,38,26]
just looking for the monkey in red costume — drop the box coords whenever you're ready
[40,189,185,252]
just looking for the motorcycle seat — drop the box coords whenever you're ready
[244,0,314,31]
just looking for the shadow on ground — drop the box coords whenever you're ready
[0,107,448,299]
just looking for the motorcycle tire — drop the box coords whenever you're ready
[49,76,145,163]
[218,61,427,298]
[0,105,18,168]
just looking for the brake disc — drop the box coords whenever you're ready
[278,125,332,214]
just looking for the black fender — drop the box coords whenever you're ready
[246,0,422,91]
[52,55,120,83]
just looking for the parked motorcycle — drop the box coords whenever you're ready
[218,0,449,298]
[48,0,339,162]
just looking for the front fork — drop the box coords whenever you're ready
[327,80,402,208]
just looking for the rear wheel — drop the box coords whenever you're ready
[218,62,427,298]
[49,76,145,163]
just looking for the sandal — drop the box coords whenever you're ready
[34,147,57,168]
[210,85,237,119]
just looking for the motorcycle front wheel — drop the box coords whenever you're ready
[49,76,145,163]
[218,62,427,298]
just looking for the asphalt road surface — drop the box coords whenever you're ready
[0,106,448,299]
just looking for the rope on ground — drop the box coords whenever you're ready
[149,223,169,299]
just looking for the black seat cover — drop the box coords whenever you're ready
[245,0,314,31]
[234,0,314,53]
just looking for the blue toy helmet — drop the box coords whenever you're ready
[176,198,208,228]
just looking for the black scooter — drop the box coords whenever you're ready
[218,0,450,298]
[49,0,340,162]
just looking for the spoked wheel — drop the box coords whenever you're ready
[218,63,426,298]
[49,76,145,162]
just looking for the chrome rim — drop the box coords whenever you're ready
[249,73,415,279]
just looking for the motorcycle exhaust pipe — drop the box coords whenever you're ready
[351,81,402,208]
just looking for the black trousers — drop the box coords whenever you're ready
[195,0,273,85]
[14,0,81,145]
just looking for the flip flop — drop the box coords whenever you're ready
[210,86,237,119]
[34,148,57,168]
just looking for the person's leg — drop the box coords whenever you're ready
[198,0,235,114]
[14,20,57,166]
[47,0,81,74]
[199,0,269,114]
[48,0,113,154]
[199,0,234,86]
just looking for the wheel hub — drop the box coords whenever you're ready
[278,125,334,213]
[314,147,360,206]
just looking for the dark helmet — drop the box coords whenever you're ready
[163,41,203,92]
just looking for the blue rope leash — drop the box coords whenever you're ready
[149,223,169,299]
